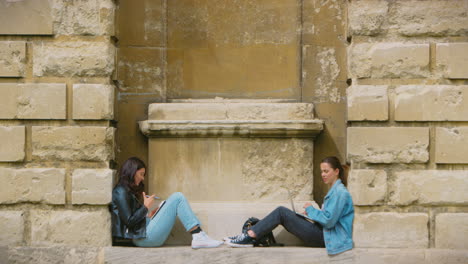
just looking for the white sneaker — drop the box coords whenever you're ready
[191,231,223,249]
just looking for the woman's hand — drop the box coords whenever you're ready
[143,192,156,209]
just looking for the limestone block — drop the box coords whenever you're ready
[72,169,114,204]
[347,85,388,121]
[108,247,468,264]
[149,102,314,120]
[354,249,425,264]
[0,168,65,204]
[435,213,468,249]
[302,46,344,104]
[435,127,468,164]
[348,170,387,205]
[52,0,114,36]
[33,41,114,77]
[117,0,165,46]
[0,42,26,77]
[348,0,388,36]
[0,211,24,246]
[117,47,165,94]
[0,126,25,162]
[73,84,114,120]
[302,0,347,46]
[348,43,430,79]
[426,249,468,264]
[167,0,300,99]
[0,83,66,120]
[392,1,468,37]
[149,138,314,202]
[347,127,429,163]
[390,170,468,205]
[395,85,468,121]
[354,213,429,248]
[30,209,111,246]
[32,126,114,161]
[7,246,102,264]
[437,43,468,79]
[0,1,53,35]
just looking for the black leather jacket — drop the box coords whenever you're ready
[110,184,148,239]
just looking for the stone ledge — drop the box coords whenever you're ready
[2,246,467,264]
[139,120,324,138]
[103,247,468,264]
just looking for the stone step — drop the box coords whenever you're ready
[104,247,468,264]
[161,202,317,246]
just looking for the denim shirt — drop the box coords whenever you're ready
[305,179,354,255]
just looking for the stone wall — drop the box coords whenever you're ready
[0,0,116,260]
[115,0,348,205]
[347,0,468,250]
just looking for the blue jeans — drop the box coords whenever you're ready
[133,192,200,247]
[250,206,325,247]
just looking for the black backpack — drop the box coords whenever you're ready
[242,217,284,247]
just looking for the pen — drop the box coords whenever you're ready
[145,195,160,199]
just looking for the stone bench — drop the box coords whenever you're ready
[104,247,468,264]
[4,245,467,264]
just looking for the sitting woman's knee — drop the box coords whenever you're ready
[170,191,185,200]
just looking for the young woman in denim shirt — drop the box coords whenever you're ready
[226,156,354,255]
[110,157,223,248]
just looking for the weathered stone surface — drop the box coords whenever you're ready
[302,0,346,45]
[0,42,26,77]
[437,43,468,79]
[149,102,315,120]
[149,138,314,202]
[0,211,24,246]
[302,46,343,103]
[117,0,165,46]
[105,247,468,264]
[390,170,468,205]
[347,127,429,163]
[7,246,102,264]
[348,0,388,36]
[30,209,111,246]
[435,127,468,164]
[0,83,66,119]
[0,1,53,35]
[117,47,164,94]
[347,85,388,121]
[73,84,114,120]
[72,169,114,204]
[395,85,468,121]
[104,247,353,264]
[426,249,468,264]
[0,126,25,162]
[32,126,114,161]
[33,41,114,77]
[348,43,430,79]
[354,213,429,248]
[348,169,387,205]
[0,168,65,204]
[436,213,468,249]
[52,0,114,36]
[392,1,468,37]
[167,0,300,99]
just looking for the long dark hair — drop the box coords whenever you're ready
[116,157,146,201]
[321,156,349,187]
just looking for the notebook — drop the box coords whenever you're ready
[288,190,315,223]
[149,200,166,220]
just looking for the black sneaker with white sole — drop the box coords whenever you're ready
[227,233,255,248]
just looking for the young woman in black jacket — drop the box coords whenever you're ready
[110,157,222,248]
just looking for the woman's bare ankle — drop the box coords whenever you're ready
[247,230,257,238]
